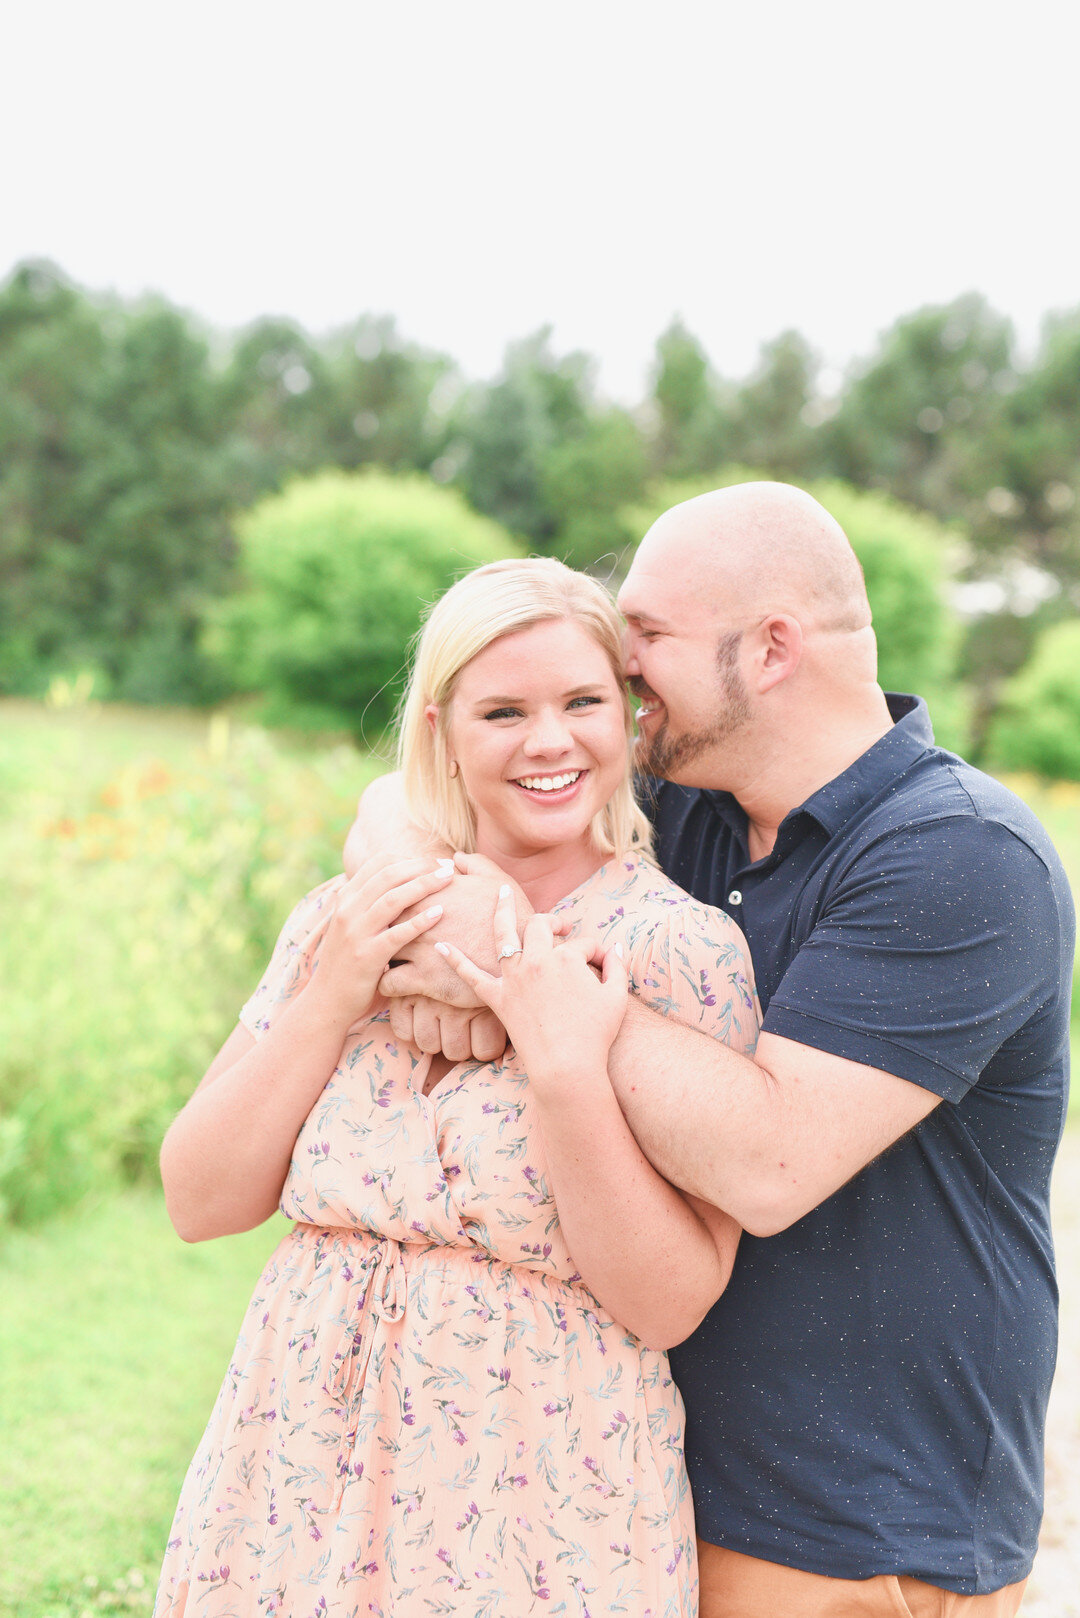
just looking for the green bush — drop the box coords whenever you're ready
[211,470,520,739]
[988,619,1080,779]
[0,702,381,1226]
[622,470,966,749]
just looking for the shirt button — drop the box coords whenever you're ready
[727,889,743,907]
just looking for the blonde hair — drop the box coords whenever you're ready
[398,558,653,860]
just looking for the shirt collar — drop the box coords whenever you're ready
[699,693,936,842]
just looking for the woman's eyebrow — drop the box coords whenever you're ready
[472,682,607,707]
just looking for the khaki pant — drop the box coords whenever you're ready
[698,1541,1028,1618]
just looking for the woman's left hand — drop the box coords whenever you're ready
[434,885,627,1088]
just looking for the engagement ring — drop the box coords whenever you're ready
[498,943,523,959]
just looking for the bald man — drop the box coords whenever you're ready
[348,483,1074,1616]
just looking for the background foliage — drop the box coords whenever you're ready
[2,258,1078,772]
[210,469,519,739]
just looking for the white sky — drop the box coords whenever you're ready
[4,0,1079,399]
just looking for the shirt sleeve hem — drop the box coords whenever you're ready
[761,1005,970,1103]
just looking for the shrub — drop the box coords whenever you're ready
[988,619,1080,779]
[211,470,519,739]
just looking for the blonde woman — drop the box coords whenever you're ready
[156,559,758,1617]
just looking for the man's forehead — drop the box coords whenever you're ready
[618,557,706,628]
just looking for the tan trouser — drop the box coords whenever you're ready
[698,1540,1028,1618]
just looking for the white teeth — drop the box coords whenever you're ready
[517,771,581,792]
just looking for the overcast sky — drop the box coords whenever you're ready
[4,0,1078,398]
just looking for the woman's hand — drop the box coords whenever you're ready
[434,884,628,1088]
[306,855,454,1027]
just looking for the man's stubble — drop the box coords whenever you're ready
[633,630,752,780]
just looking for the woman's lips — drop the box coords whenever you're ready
[510,770,587,802]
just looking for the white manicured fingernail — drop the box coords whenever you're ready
[436,858,454,872]
[614,941,623,959]
[499,883,511,897]
[426,905,443,918]
[434,941,450,956]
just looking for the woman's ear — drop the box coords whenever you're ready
[424,703,439,735]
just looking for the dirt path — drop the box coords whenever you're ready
[1023,1125,1080,1615]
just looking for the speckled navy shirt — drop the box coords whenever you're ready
[653,695,1075,1595]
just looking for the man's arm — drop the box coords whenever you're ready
[609,1010,938,1236]
[611,814,1065,1236]
[344,772,513,1060]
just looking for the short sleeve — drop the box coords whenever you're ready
[763,817,1067,1100]
[625,896,760,1057]
[239,875,345,1038]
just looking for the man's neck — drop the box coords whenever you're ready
[737,699,896,861]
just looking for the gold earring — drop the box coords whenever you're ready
[448,760,459,778]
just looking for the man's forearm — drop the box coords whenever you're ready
[344,771,448,877]
[608,999,939,1236]
[608,998,788,1233]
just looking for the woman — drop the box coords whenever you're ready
[155,558,759,1617]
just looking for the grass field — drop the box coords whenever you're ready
[0,699,1077,1615]
[0,1193,287,1617]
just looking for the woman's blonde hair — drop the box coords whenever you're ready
[397,557,653,860]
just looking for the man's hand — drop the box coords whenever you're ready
[379,856,533,1003]
[387,999,508,1061]
[380,854,534,1061]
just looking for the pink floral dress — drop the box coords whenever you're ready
[155,855,759,1618]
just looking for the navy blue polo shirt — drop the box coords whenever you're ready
[653,695,1074,1594]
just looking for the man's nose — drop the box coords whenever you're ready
[622,630,641,676]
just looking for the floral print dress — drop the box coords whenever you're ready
[155,855,759,1618]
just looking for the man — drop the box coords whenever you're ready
[349,483,1074,1615]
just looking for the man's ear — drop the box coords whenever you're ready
[754,614,803,693]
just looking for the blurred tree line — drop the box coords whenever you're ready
[1,259,1078,767]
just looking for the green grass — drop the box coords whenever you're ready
[0,1190,288,1617]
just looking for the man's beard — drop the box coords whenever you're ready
[632,631,751,780]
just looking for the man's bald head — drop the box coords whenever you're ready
[636,482,870,635]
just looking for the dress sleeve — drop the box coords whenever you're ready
[625,895,760,1056]
[238,875,345,1039]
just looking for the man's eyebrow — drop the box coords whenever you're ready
[622,610,670,629]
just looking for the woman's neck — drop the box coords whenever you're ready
[475,836,607,913]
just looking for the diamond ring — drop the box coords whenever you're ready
[498,943,523,960]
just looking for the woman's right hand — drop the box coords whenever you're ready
[305,856,454,1026]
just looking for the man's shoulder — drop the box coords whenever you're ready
[865,746,1068,883]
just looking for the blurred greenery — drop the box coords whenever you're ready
[2,258,1078,767]
[209,468,519,738]
[0,700,382,1226]
[989,620,1080,779]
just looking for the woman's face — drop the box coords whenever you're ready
[436,618,629,864]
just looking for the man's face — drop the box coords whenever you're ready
[617,542,752,786]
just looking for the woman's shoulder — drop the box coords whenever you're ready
[555,853,701,941]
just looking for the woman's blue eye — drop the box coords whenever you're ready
[483,707,521,721]
[569,695,603,709]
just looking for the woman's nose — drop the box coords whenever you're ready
[523,712,573,755]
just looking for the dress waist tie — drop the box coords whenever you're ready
[327,1236,409,1508]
